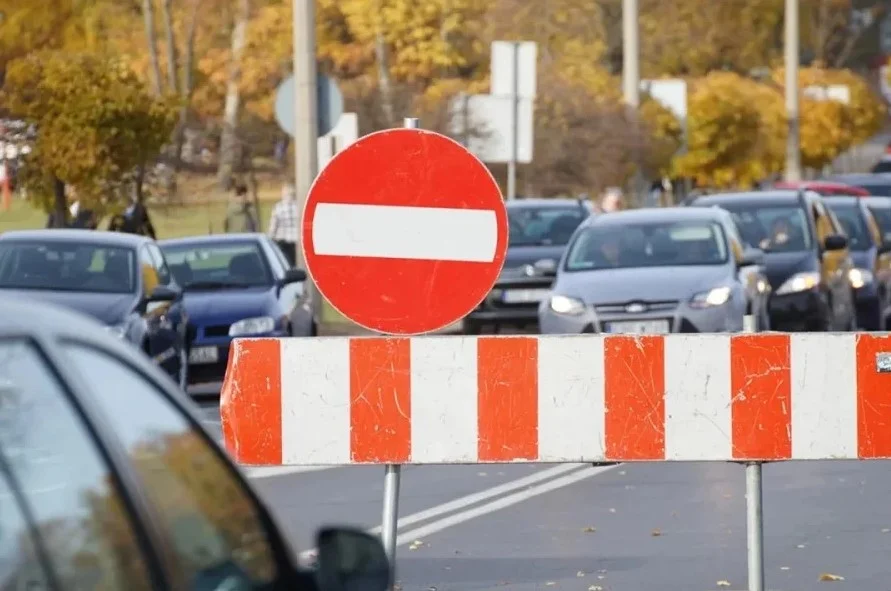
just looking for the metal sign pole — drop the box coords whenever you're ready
[742,313,765,591]
[506,42,519,201]
[378,115,418,585]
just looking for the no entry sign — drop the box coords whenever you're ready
[301,128,508,335]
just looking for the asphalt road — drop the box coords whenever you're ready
[197,398,891,591]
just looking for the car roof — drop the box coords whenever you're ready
[774,181,870,196]
[691,190,804,206]
[0,229,151,248]
[583,206,729,227]
[862,195,891,206]
[507,198,589,209]
[159,233,264,247]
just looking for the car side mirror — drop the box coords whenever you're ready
[533,258,557,276]
[823,234,848,251]
[279,268,307,286]
[313,527,391,591]
[738,247,765,268]
[147,285,180,302]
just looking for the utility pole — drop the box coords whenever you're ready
[622,0,642,205]
[507,42,519,201]
[784,0,801,182]
[293,0,318,270]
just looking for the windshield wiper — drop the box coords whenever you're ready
[184,280,247,290]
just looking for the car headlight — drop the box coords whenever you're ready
[104,324,127,339]
[229,316,276,337]
[690,286,732,308]
[549,295,585,316]
[775,272,820,295]
[849,268,874,289]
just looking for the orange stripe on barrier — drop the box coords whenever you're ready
[730,334,791,460]
[349,338,412,463]
[220,339,282,465]
[477,337,539,461]
[604,336,665,460]
[856,334,891,458]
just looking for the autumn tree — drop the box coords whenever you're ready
[3,52,177,225]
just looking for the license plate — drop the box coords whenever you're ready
[605,320,670,334]
[502,289,550,303]
[189,346,219,364]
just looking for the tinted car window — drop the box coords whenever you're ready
[147,244,173,285]
[0,467,52,590]
[712,204,812,252]
[162,241,273,288]
[0,340,153,590]
[0,241,136,294]
[824,200,871,251]
[508,206,587,247]
[565,221,727,271]
[63,343,279,588]
[867,205,891,236]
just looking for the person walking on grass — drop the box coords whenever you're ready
[224,182,259,233]
[267,183,299,267]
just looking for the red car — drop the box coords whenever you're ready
[773,180,870,196]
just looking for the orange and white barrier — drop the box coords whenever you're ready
[221,333,891,466]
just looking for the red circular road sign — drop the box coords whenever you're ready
[301,128,508,335]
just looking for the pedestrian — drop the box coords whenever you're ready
[119,195,157,239]
[598,187,625,213]
[223,182,259,233]
[70,200,99,229]
[267,183,299,267]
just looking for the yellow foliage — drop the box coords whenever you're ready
[674,72,783,188]
[640,98,683,175]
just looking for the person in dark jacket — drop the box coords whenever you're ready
[119,196,157,239]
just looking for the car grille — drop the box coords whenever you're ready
[204,324,231,338]
[593,300,679,314]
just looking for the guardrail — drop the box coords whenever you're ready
[220,319,891,591]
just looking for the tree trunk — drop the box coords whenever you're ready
[142,0,163,96]
[160,0,179,94]
[217,0,250,188]
[173,0,203,167]
[53,178,66,228]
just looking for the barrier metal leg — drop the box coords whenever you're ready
[381,464,402,583]
[746,462,765,591]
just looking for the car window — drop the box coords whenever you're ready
[147,244,173,285]
[507,206,587,247]
[161,241,273,289]
[139,246,160,295]
[0,466,53,590]
[0,339,154,590]
[718,203,812,252]
[825,200,872,251]
[62,343,280,588]
[0,241,136,294]
[867,205,891,238]
[266,238,292,272]
[565,220,728,271]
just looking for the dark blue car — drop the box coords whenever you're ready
[159,233,307,386]
[0,229,189,387]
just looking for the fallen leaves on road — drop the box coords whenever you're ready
[588,586,603,591]
[882,528,890,533]
[716,580,731,587]
[780,566,790,571]
[651,528,662,536]
[576,571,586,578]
[545,582,556,586]
[408,540,424,551]
[819,573,845,582]
[796,543,806,549]
[609,508,617,513]
[582,526,597,533]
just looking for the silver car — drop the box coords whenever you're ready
[538,207,771,334]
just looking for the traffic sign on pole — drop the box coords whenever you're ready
[301,128,508,335]
[274,73,343,138]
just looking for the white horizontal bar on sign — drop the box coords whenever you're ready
[312,203,499,262]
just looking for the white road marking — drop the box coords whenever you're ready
[312,203,498,262]
[297,462,620,561]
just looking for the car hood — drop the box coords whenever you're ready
[503,245,567,271]
[0,289,134,325]
[848,250,873,270]
[553,265,730,304]
[762,251,818,289]
[183,287,277,325]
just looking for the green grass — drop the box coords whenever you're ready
[0,198,276,239]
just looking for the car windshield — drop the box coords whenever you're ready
[713,203,812,252]
[508,205,587,247]
[565,220,728,271]
[0,241,136,294]
[868,205,891,236]
[161,241,272,288]
[825,201,871,251]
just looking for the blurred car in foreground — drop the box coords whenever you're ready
[539,207,771,334]
[0,229,188,387]
[822,194,891,330]
[825,172,891,196]
[688,190,857,331]
[160,233,309,386]
[465,197,594,333]
[0,296,390,591]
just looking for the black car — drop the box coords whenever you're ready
[688,191,857,332]
[0,229,189,388]
[822,195,891,330]
[464,197,594,333]
[0,296,390,591]
[826,172,891,196]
